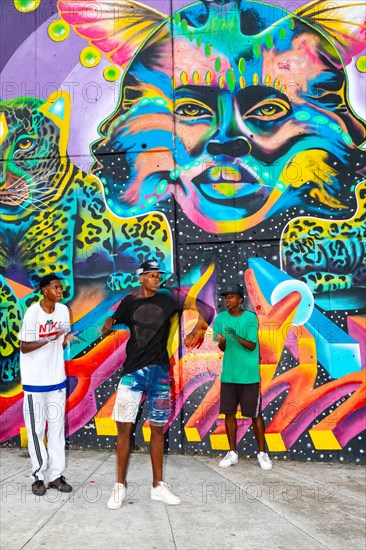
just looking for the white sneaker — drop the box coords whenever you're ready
[219,450,238,468]
[257,452,273,471]
[107,482,126,509]
[151,481,181,505]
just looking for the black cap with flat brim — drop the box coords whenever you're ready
[136,260,167,275]
[220,284,245,298]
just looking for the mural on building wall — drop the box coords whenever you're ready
[0,0,365,461]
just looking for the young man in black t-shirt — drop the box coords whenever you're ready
[102,259,210,509]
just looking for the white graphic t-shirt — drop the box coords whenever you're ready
[19,302,70,391]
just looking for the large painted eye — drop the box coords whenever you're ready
[14,136,37,156]
[175,99,214,118]
[246,99,291,121]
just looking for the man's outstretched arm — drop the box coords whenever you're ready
[171,288,214,350]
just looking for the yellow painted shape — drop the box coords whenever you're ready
[184,427,201,442]
[265,433,287,452]
[20,427,46,448]
[0,112,8,145]
[180,71,188,85]
[309,429,342,450]
[355,54,366,72]
[0,382,22,398]
[142,425,151,442]
[14,0,40,13]
[20,427,28,448]
[260,364,278,385]
[210,433,230,450]
[94,416,117,436]
[218,411,249,420]
[184,260,215,308]
[167,313,179,357]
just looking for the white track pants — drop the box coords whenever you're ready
[23,389,66,482]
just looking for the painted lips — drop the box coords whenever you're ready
[192,164,267,201]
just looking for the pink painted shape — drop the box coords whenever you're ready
[0,398,23,442]
[236,419,253,443]
[333,407,366,447]
[168,371,216,429]
[275,383,360,448]
[65,342,127,436]
[348,316,366,369]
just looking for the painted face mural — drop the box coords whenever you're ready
[88,0,366,234]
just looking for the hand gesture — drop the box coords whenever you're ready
[184,327,205,350]
[47,329,68,342]
[63,332,75,345]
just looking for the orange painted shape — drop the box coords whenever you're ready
[5,277,32,299]
[66,331,128,414]
[245,270,302,367]
[95,392,116,419]
[309,371,366,432]
[288,325,316,364]
[347,315,366,329]
[0,385,23,418]
[69,282,108,323]
[259,364,278,387]
[266,367,364,451]
[264,362,320,434]
[94,392,117,435]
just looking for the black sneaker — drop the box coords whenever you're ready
[48,475,72,493]
[32,480,46,496]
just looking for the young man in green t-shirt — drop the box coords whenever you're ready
[213,284,272,470]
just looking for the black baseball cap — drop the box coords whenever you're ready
[38,274,62,289]
[220,284,245,298]
[136,259,166,275]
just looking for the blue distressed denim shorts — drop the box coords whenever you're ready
[112,364,171,426]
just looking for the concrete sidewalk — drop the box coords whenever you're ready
[1,448,365,550]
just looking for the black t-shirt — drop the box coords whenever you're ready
[112,289,180,374]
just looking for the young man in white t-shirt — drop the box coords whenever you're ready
[19,274,73,496]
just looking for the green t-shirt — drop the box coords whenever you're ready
[213,309,259,384]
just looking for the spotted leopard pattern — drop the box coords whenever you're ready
[0,92,172,382]
[280,181,366,293]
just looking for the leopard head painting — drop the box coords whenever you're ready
[59,0,366,235]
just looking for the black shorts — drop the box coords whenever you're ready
[219,382,261,418]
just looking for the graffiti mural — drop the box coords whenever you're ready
[0,0,365,462]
